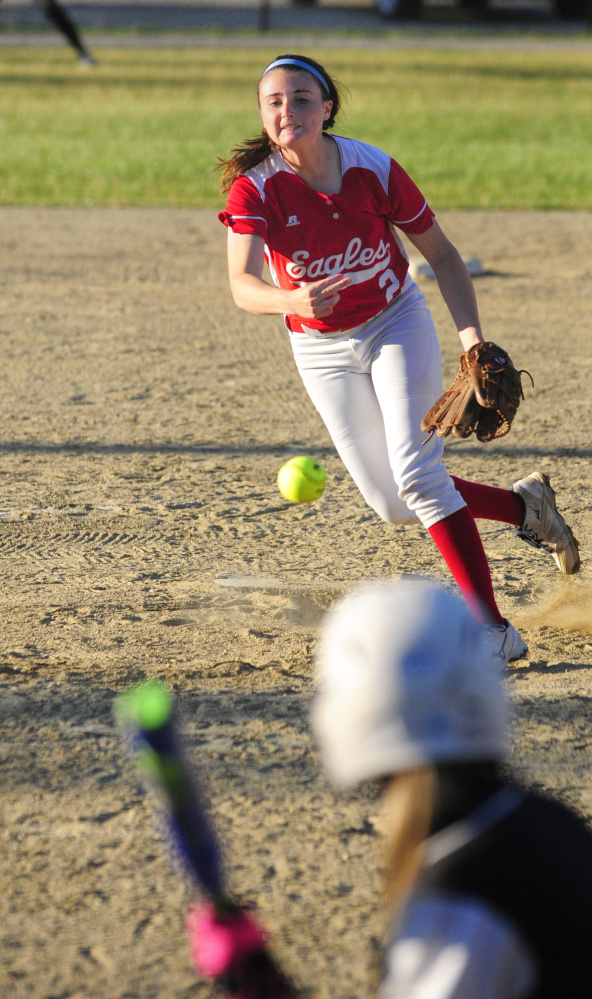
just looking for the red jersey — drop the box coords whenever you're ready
[218,135,435,334]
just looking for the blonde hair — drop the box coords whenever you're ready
[381,767,437,920]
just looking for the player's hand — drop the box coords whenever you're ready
[188,902,299,998]
[289,274,351,319]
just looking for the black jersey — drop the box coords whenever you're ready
[381,786,592,999]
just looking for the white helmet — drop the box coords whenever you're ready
[312,579,508,789]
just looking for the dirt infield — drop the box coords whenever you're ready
[1,206,591,998]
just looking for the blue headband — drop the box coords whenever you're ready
[260,58,329,94]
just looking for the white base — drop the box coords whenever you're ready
[409,256,485,280]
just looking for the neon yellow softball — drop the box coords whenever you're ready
[277,456,327,504]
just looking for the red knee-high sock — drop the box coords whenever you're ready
[451,476,524,525]
[428,506,504,625]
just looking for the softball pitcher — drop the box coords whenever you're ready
[217,54,579,666]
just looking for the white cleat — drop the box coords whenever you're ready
[487,619,528,669]
[510,471,580,575]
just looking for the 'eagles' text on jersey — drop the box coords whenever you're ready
[218,136,435,334]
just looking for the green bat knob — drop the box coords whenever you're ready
[115,680,173,731]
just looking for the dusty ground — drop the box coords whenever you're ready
[1,206,591,999]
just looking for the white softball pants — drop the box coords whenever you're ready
[289,281,466,530]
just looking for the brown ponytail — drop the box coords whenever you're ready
[216,130,277,195]
[215,53,344,194]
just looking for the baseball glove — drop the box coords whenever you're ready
[421,341,532,444]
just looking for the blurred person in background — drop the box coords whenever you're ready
[1,0,95,65]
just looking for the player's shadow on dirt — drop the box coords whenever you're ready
[446,443,592,459]
[511,659,592,676]
[0,681,314,795]
[0,440,338,458]
[475,269,520,278]
[507,686,591,814]
[2,440,592,460]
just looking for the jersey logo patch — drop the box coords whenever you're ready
[286,215,301,227]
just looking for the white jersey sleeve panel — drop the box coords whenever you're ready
[333,136,392,195]
[380,894,537,999]
[245,149,292,202]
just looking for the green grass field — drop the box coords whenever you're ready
[1,46,591,209]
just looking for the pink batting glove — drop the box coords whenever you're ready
[187,902,267,978]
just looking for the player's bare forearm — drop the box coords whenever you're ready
[434,255,483,350]
[230,271,292,315]
[231,272,351,320]
[407,222,483,350]
[227,230,290,314]
[227,229,350,319]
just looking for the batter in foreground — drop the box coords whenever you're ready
[314,579,592,999]
[217,54,579,666]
